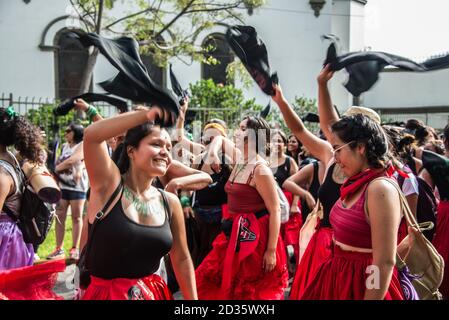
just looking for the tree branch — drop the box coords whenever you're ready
[153,0,197,40]
[96,0,104,33]
[105,7,163,29]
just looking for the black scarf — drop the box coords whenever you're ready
[74,32,179,122]
[226,25,278,96]
[323,34,449,96]
[169,64,188,105]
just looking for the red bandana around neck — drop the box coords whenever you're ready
[340,167,391,201]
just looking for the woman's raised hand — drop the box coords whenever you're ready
[317,64,335,85]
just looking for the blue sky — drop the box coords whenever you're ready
[364,0,449,60]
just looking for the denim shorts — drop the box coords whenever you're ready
[61,189,87,201]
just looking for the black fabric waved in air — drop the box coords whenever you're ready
[422,150,449,201]
[323,34,449,97]
[73,32,179,124]
[169,64,188,105]
[54,93,128,116]
[226,25,278,96]
[259,102,271,119]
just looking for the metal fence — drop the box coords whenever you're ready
[0,93,119,118]
[1,93,258,131]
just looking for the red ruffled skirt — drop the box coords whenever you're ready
[281,212,302,260]
[289,226,333,299]
[0,259,66,300]
[195,213,288,300]
[281,191,302,260]
[300,245,404,300]
[432,200,449,298]
[82,274,172,300]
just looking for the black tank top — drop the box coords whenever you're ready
[300,161,320,223]
[272,156,292,188]
[317,163,342,228]
[422,150,449,200]
[87,184,173,279]
[194,153,230,207]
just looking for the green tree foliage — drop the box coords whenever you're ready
[71,0,265,68]
[188,79,262,126]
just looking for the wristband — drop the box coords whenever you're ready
[86,105,98,118]
[180,196,191,208]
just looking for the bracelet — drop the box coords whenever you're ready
[180,196,191,208]
[86,105,98,118]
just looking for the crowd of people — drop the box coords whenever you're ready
[0,63,448,301]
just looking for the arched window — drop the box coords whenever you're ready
[202,34,233,85]
[54,29,91,100]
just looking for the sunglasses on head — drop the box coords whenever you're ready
[65,129,72,133]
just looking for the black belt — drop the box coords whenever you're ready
[221,209,268,238]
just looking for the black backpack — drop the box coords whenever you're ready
[1,159,55,247]
[397,174,438,241]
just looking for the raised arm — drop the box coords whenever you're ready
[162,159,212,194]
[283,163,316,209]
[55,142,84,172]
[271,85,334,164]
[83,107,169,192]
[317,64,339,141]
[173,97,204,158]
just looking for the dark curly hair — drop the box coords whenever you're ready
[383,126,416,164]
[243,116,271,157]
[331,114,390,169]
[0,107,44,164]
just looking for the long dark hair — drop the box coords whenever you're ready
[117,122,157,174]
[68,123,84,144]
[0,107,43,163]
[332,114,390,169]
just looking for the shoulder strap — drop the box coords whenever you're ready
[85,179,123,267]
[246,161,265,185]
[364,177,422,231]
[157,189,172,223]
[88,179,123,236]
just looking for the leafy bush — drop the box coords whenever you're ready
[188,79,262,127]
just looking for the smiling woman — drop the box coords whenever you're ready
[79,106,198,300]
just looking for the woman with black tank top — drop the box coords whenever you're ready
[268,130,301,273]
[191,119,232,267]
[81,106,197,300]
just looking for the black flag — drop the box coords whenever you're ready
[226,25,278,96]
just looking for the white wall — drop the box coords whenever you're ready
[0,0,363,110]
[0,0,68,98]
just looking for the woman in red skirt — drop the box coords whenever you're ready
[81,106,197,300]
[420,124,449,298]
[195,116,288,300]
[301,114,405,300]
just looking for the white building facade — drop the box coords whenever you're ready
[1,0,447,128]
